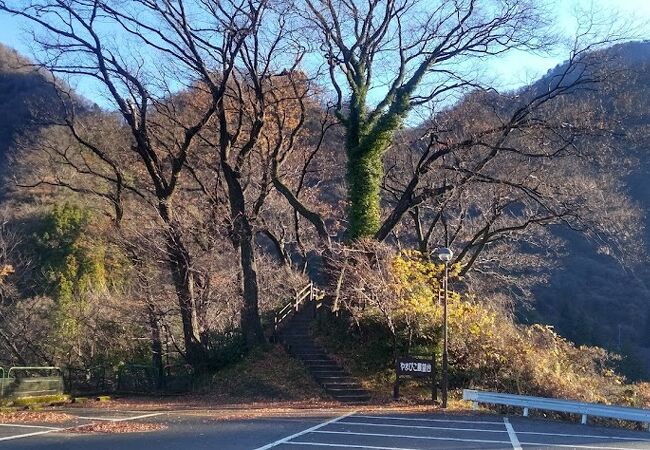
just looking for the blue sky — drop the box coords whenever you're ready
[1,0,649,106]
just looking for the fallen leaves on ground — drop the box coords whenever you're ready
[0,411,75,423]
[68,421,166,434]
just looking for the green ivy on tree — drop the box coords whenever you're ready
[35,203,118,348]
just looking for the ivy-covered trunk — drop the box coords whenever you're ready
[346,148,384,239]
[344,77,407,240]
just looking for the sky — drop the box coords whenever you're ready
[1,0,649,107]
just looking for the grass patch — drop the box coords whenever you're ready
[195,344,325,403]
[1,394,70,408]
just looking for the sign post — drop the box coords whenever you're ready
[394,356,437,403]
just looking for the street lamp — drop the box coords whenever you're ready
[435,247,453,408]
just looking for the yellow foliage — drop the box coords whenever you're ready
[0,264,14,284]
[355,249,638,405]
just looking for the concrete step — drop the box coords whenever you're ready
[306,365,342,371]
[301,358,335,363]
[309,368,342,373]
[303,362,339,368]
[309,366,346,373]
[313,375,357,384]
[288,348,326,354]
[280,311,371,405]
[332,394,371,403]
[292,351,329,357]
[326,387,368,395]
[321,383,361,390]
[282,339,325,353]
[287,347,326,353]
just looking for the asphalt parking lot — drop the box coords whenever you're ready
[1,408,649,449]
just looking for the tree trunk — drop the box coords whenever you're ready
[221,162,265,347]
[158,201,205,367]
[148,305,164,390]
[238,228,265,347]
[346,149,384,239]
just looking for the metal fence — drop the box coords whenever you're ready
[0,363,191,400]
[63,364,192,396]
[0,366,64,400]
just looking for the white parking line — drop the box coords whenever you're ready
[0,428,63,442]
[254,411,356,450]
[75,412,163,422]
[0,411,165,442]
[519,442,633,450]
[0,426,77,442]
[313,429,511,445]
[0,423,61,430]
[355,415,504,425]
[504,418,522,450]
[335,420,509,434]
[516,429,650,442]
[288,443,419,449]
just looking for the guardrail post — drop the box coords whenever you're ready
[581,414,588,425]
[523,407,529,417]
[472,401,478,411]
[273,315,278,342]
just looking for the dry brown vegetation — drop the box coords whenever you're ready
[0,0,647,407]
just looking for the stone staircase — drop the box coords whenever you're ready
[279,308,371,403]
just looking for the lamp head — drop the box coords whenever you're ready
[436,247,453,263]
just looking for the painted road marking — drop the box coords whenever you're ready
[519,442,634,450]
[0,412,164,442]
[254,411,356,450]
[75,412,164,422]
[516,429,650,442]
[504,418,522,450]
[312,429,511,445]
[0,426,68,442]
[0,423,61,430]
[354,414,504,425]
[355,415,650,444]
[288,443,419,449]
[336,420,509,434]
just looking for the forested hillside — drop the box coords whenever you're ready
[0,45,63,170]
[526,41,650,378]
[0,0,648,408]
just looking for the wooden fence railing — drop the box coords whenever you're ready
[272,282,321,339]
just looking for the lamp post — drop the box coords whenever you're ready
[435,247,453,408]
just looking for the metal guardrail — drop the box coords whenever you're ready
[1,366,64,400]
[7,366,62,378]
[463,389,650,431]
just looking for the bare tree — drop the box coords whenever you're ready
[293,0,555,239]
[0,0,269,360]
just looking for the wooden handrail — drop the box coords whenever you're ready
[273,282,320,338]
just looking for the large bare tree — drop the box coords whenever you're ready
[0,0,275,358]
[296,0,553,239]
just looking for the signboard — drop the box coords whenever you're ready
[394,356,436,403]
[397,357,433,378]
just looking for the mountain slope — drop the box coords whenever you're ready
[0,44,63,170]
[523,41,650,379]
